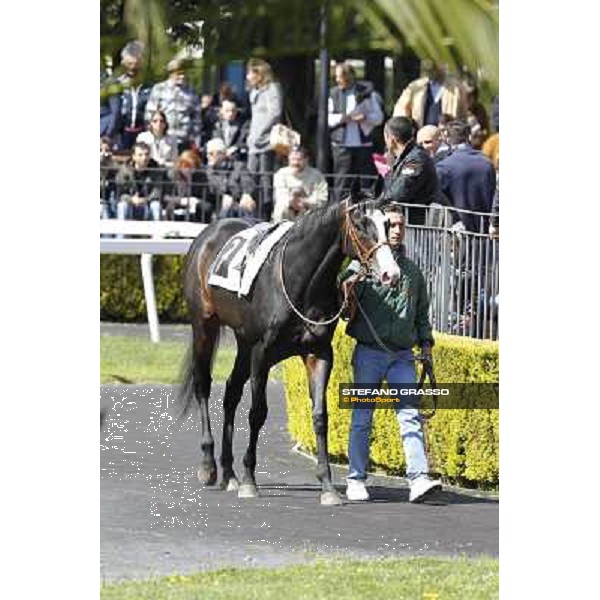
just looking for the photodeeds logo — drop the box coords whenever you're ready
[338,383,499,410]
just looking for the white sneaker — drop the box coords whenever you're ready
[346,479,370,501]
[409,476,442,503]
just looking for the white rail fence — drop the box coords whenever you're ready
[100,220,207,342]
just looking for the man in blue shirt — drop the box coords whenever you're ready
[435,121,496,232]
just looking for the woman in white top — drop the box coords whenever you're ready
[136,110,178,168]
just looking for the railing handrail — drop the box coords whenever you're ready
[99,219,206,237]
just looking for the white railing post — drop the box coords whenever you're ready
[140,253,160,343]
[100,220,207,343]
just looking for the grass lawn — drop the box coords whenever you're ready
[101,556,498,599]
[100,335,281,384]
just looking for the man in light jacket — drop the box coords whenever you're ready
[144,58,202,153]
[328,62,384,201]
[272,146,328,222]
[393,61,466,128]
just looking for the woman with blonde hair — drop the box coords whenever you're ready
[245,58,283,220]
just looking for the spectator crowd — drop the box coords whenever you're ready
[100,42,499,237]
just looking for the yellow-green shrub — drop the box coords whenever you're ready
[100,255,188,322]
[283,324,499,489]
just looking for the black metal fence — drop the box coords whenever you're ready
[100,165,379,222]
[100,167,499,340]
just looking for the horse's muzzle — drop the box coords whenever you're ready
[374,246,401,287]
[380,269,400,287]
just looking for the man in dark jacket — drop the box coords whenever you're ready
[211,99,250,164]
[100,75,121,141]
[115,142,166,221]
[100,137,117,219]
[115,41,152,151]
[435,121,496,232]
[339,206,441,503]
[378,116,441,225]
[205,138,257,218]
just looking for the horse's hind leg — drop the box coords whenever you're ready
[193,315,220,486]
[220,341,251,491]
[238,345,269,499]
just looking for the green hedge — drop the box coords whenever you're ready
[282,324,499,489]
[100,255,188,322]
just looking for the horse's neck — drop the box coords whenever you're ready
[284,207,343,303]
[304,238,344,302]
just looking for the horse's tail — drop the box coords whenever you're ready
[175,326,221,419]
[176,339,195,419]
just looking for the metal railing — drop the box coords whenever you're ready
[402,203,499,341]
[100,165,379,222]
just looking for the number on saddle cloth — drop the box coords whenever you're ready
[245,222,279,256]
[208,221,294,295]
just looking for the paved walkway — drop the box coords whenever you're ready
[101,383,498,582]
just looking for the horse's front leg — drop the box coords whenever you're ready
[303,347,343,506]
[220,342,251,491]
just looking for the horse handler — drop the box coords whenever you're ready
[339,204,442,502]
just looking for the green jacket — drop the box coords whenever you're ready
[339,247,434,351]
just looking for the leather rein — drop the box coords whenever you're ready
[278,201,389,327]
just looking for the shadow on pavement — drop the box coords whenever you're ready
[258,483,497,506]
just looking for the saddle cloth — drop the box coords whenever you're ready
[207,220,294,297]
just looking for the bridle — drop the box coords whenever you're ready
[278,200,389,327]
[342,201,390,272]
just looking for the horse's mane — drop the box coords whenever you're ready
[288,192,378,240]
[287,201,341,240]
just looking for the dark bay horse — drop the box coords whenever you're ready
[178,197,400,505]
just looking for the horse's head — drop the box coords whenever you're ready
[341,193,401,287]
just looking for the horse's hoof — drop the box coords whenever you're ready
[197,466,218,486]
[238,483,259,498]
[320,491,343,506]
[223,478,239,492]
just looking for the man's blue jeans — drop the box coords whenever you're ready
[347,343,429,482]
[116,198,161,221]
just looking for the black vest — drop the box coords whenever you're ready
[423,82,442,126]
[329,83,374,146]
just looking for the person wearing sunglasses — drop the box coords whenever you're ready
[136,110,178,168]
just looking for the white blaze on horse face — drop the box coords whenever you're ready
[368,209,400,287]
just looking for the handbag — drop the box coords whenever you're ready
[263,84,300,156]
[269,122,301,157]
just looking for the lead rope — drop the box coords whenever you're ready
[278,236,366,327]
